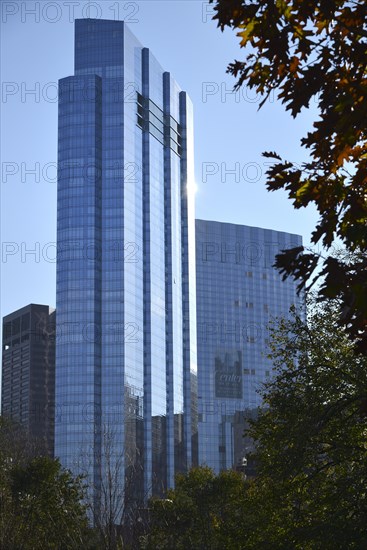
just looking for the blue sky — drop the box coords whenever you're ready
[1,0,318,320]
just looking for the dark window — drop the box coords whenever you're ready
[12,317,21,335]
[22,313,30,331]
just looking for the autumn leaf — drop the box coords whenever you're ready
[212,0,367,352]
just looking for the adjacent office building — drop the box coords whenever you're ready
[56,19,197,502]
[195,220,302,472]
[1,304,55,456]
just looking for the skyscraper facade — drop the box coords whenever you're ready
[56,19,197,502]
[195,220,302,472]
[1,304,55,456]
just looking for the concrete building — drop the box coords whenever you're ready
[1,304,55,456]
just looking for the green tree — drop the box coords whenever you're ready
[141,466,249,550]
[211,0,367,352]
[0,417,91,549]
[10,457,89,549]
[245,298,367,548]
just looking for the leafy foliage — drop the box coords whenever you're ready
[245,298,367,548]
[0,417,90,549]
[141,467,248,549]
[211,0,367,352]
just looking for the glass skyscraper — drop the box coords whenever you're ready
[55,19,197,504]
[195,220,302,472]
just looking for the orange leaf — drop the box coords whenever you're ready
[289,56,300,74]
[337,146,352,166]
